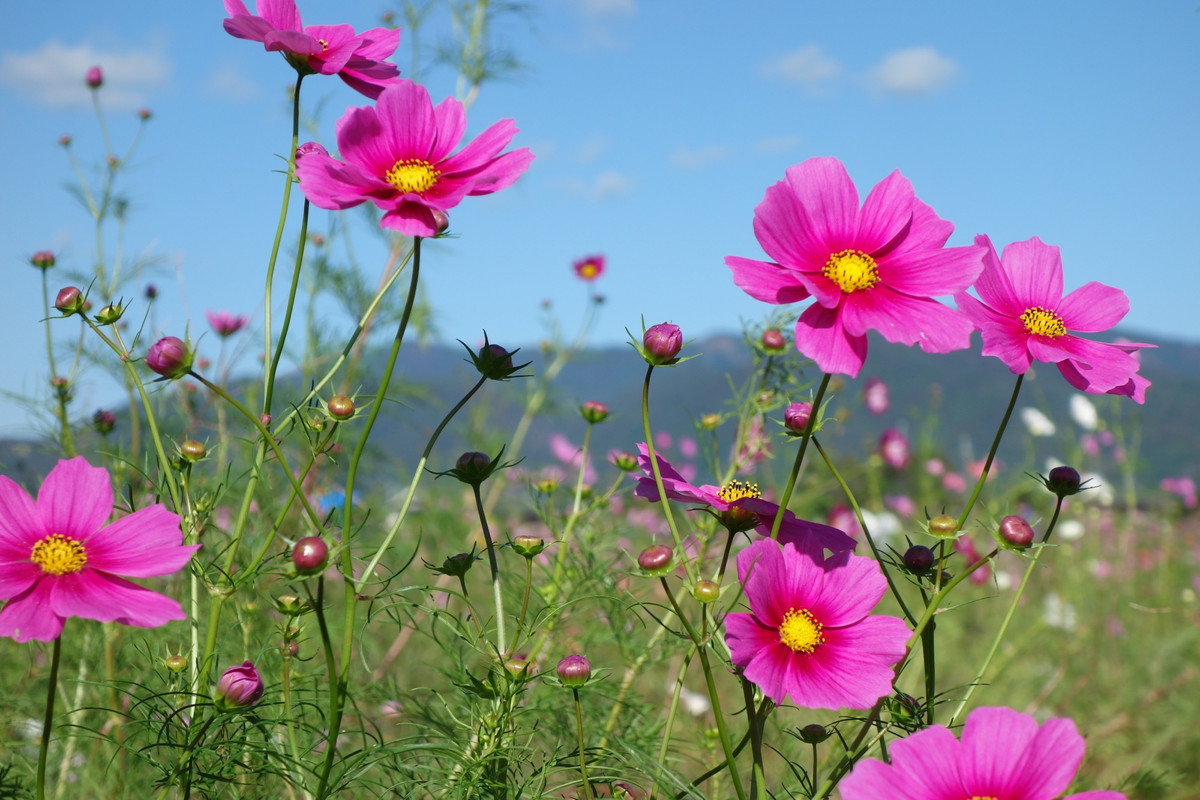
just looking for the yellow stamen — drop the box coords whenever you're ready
[717,480,761,504]
[578,262,600,279]
[385,159,440,194]
[823,249,880,293]
[317,38,329,50]
[1020,306,1066,337]
[967,797,999,800]
[779,607,824,653]
[30,533,87,575]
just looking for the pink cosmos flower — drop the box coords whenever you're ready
[955,235,1153,403]
[879,428,910,469]
[726,157,985,377]
[840,705,1126,800]
[863,376,889,415]
[633,444,855,555]
[223,0,401,98]
[295,80,533,238]
[0,458,199,643]
[724,538,909,709]
[205,310,250,338]
[573,254,605,281]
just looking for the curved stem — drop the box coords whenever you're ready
[35,636,63,800]
[642,365,698,583]
[769,373,831,540]
[956,374,1024,530]
[472,482,507,654]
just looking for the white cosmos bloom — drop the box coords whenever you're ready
[1020,407,1056,437]
[1069,394,1099,430]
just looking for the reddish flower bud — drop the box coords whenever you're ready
[146,336,193,379]
[642,323,683,365]
[610,450,638,472]
[997,515,1035,549]
[761,328,787,353]
[92,409,116,435]
[637,544,674,576]
[144,283,158,300]
[784,402,813,433]
[556,654,591,687]
[137,107,152,121]
[55,286,84,315]
[1044,465,1083,497]
[30,251,56,270]
[58,134,72,147]
[85,66,103,89]
[580,400,609,424]
[215,661,263,710]
[798,723,831,743]
[292,536,329,574]
[326,395,355,420]
[431,209,450,235]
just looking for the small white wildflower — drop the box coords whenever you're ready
[1069,395,1099,430]
[1020,407,1056,437]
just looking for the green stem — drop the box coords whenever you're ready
[642,365,698,583]
[741,678,768,800]
[769,373,832,540]
[572,687,592,800]
[35,636,63,800]
[473,482,507,654]
[956,373,1025,530]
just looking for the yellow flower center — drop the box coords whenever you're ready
[317,38,329,50]
[823,249,880,293]
[30,533,87,575]
[577,262,600,279]
[385,159,440,194]
[717,480,762,504]
[1020,306,1066,337]
[778,607,824,653]
[967,797,999,800]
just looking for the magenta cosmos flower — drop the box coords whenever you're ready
[724,538,908,709]
[206,310,250,338]
[223,0,400,98]
[572,254,605,281]
[955,235,1152,403]
[295,79,534,238]
[726,157,985,377]
[633,444,856,556]
[0,458,199,642]
[840,705,1126,800]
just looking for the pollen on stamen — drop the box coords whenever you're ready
[1020,306,1066,337]
[778,607,824,653]
[385,158,441,194]
[30,533,88,575]
[823,249,880,293]
[717,480,762,504]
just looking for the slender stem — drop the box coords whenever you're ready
[652,645,697,796]
[769,373,831,540]
[642,365,698,583]
[572,687,592,800]
[956,373,1025,530]
[473,482,507,654]
[675,724,754,799]
[35,636,63,800]
[741,678,767,800]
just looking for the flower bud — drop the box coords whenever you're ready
[642,323,683,366]
[146,336,193,379]
[556,654,591,687]
[58,134,72,147]
[92,409,116,435]
[610,451,638,472]
[534,478,558,494]
[580,400,609,424]
[504,653,537,679]
[85,65,103,89]
[137,107,152,121]
[927,514,958,539]
[215,661,263,710]
[50,376,72,402]
[326,395,355,421]
[761,328,786,353]
[274,594,308,616]
[798,723,831,744]
[144,283,158,300]
[453,451,495,485]
[96,303,125,326]
[692,579,720,604]
[164,654,188,673]
[699,413,721,430]
[511,534,546,558]
[903,545,934,572]
[784,402,813,434]
[465,334,528,381]
[637,544,674,576]
[431,551,477,578]
[1044,465,1083,497]
[179,440,206,462]
[997,515,1035,550]
[431,209,450,236]
[54,286,84,315]
[30,251,56,270]
[292,536,329,574]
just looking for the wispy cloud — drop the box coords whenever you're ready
[754,135,801,153]
[760,46,840,92]
[577,136,610,163]
[205,63,261,102]
[670,145,729,170]
[572,0,636,49]
[0,39,169,110]
[554,169,634,199]
[868,47,957,96]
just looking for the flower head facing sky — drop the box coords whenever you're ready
[0,458,199,642]
[296,80,534,238]
[206,310,250,338]
[633,444,856,556]
[223,0,401,98]
[724,538,909,709]
[726,157,985,377]
[955,235,1152,403]
[840,705,1126,800]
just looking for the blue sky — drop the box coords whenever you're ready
[3,0,1198,438]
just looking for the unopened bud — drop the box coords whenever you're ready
[997,515,1035,549]
[903,545,934,572]
[96,303,125,326]
[180,440,206,462]
[761,328,787,353]
[292,536,329,574]
[798,723,830,744]
[610,451,638,472]
[784,402,813,433]
[699,413,721,430]
[556,654,591,687]
[511,534,546,558]
[146,336,193,379]
[327,395,355,420]
[642,323,683,365]
[580,400,609,424]
[637,544,674,576]
[92,409,116,435]
[927,514,958,539]
[85,66,103,89]
[164,654,187,673]
[692,579,720,603]
[30,251,56,270]
[55,286,84,315]
[1044,465,1083,497]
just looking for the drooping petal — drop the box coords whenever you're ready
[1056,281,1130,332]
[85,506,198,577]
[794,302,869,377]
[999,237,1064,308]
[379,203,444,237]
[50,571,186,629]
[35,457,112,541]
[1028,335,1142,391]
[0,579,64,642]
[725,257,811,304]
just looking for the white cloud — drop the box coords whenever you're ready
[591,170,633,198]
[868,47,957,96]
[576,136,609,163]
[571,0,636,49]
[754,135,801,153]
[670,145,729,170]
[0,39,169,111]
[205,63,261,102]
[580,0,636,16]
[760,45,840,90]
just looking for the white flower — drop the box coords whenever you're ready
[1069,394,1099,430]
[1020,407,1056,437]
[1043,592,1077,631]
[1057,519,1085,541]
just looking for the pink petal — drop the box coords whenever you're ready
[878,194,955,259]
[855,169,920,254]
[968,234,1026,317]
[36,458,112,541]
[335,104,395,176]
[804,551,888,625]
[841,724,964,800]
[1056,281,1129,332]
[999,237,1064,308]
[959,707,1075,800]
[427,96,471,163]
[372,81,439,161]
[725,615,793,704]
[302,24,359,72]
[439,146,534,199]
[794,303,869,377]
[0,562,41,601]
[263,29,322,55]
[379,202,443,237]
[794,614,908,709]
[223,15,275,43]
[85,506,198,578]
[352,26,402,61]
[0,578,64,642]
[296,147,390,210]
[1030,335,1142,391]
[725,257,811,304]
[781,157,861,255]
[843,288,976,354]
[50,570,185,629]
[257,0,302,31]
[881,242,986,297]
[0,474,41,551]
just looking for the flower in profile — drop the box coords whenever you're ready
[726,157,985,377]
[205,310,249,338]
[215,660,264,710]
[573,254,605,282]
[222,0,401,98]
[295,80,533,237]
[633,444,855,555]
[955,235,1152,403]
[0,458,199,642]
[724,539,909,709]
[146,336,194,379]
[841,706,1126,800]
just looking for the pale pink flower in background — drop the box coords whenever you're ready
[679,437,698,458]
[879,428,910,469]
[924,458,945,476]
[1160,476,1198,509]
[205,310,250,338]
[942,472,967,493]
[885,494,916,518]
[863,377,889,415]
[955,536,990,586]
[548,433,596,484]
